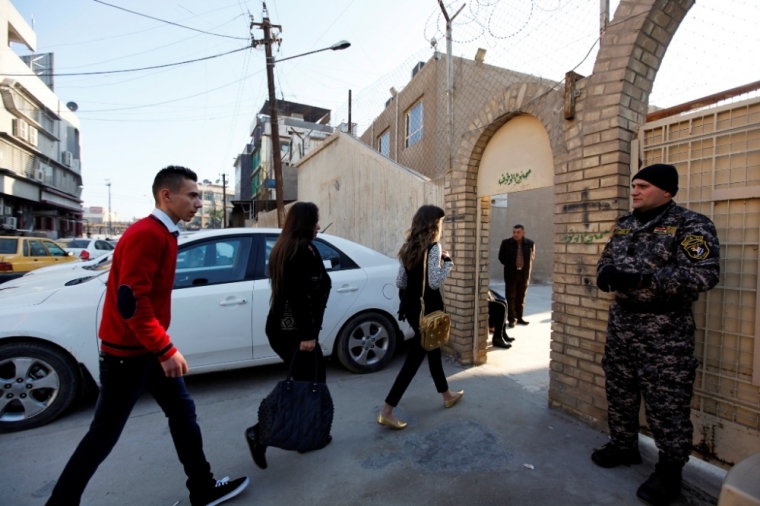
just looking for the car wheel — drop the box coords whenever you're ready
[0,342,80,432]
[336,312,397,374]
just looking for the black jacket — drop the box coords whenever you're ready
[266,242,332,341]
[498,237,535,284]
[399,245,447,329]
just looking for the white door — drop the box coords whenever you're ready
[169,236,255,367]
[252,236,367,359]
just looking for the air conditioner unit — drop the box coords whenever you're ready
[34,168,44,181]
[2,217,17,229]
[27,126,38,147]
[12,118,29,141]
[62,151,73,167]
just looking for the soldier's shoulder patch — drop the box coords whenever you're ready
[681,235,710,260]
[614,228,631,236]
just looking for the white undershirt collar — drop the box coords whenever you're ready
[151,208,180,237]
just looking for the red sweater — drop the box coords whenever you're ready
[99,215,178,362]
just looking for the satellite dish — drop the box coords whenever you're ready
[66,101,78,112]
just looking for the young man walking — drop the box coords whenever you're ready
[592,164,720,506]
[46,167,249,506]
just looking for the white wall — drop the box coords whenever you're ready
[295,132,444,258]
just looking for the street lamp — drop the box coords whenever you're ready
[252,10,350,227]
[274,40,351,63]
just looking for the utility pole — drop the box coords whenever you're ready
[106,180,112,235]
[221,173,227,228]
[251,4,285,227]
[437,1,465,175]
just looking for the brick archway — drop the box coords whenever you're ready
[443,82,564,365]
[549,0,694,427]
[442,0,695,429]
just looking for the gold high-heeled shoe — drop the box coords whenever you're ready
[376,413,407,430]
[444,390,465,408]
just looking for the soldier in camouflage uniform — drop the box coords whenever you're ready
[591,164,720,506]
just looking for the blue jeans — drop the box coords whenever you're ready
[46,352,213,505]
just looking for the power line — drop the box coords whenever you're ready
[77,68,265,112]
[1,46,250,77]
[38,1,247,49]
[54,15,245,70]
[93,0,249,41]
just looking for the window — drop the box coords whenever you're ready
[262,235,358,277]
[174,237,252,288]
[378,130,390,157]
[405,100,424,147]
[28,240,49,257]
[0,239,17,254]
[43,241,67,257]
[95,240,113,251]
[67,239,90,248]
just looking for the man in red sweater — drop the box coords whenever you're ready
[46,167,249,506]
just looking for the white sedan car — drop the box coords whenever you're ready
[64,238,115,261]
[0,228,412,431]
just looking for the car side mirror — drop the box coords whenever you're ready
[67,251,74,257]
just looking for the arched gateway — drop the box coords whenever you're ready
[442,0,694,430]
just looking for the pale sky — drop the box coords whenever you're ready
[9,0,759,220]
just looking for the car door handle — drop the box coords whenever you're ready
[219,298,247,306]
[336,286,358,293]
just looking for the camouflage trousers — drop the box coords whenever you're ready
[602,301,699,464]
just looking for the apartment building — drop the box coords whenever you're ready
[0,0,84,238]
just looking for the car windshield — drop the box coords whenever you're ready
[67,240,90,248]
[0,238,17,254]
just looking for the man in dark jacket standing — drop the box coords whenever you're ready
[498,225,535,327]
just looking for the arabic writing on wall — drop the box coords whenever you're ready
[498,169,532,186]
[559,230,611,244]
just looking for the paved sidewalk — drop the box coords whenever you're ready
[0,284,722,505]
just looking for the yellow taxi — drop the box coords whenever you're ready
[0,236,78,282]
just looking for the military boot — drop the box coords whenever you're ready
[636,457,683,506]
[591,442,642,468]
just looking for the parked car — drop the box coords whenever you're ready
[64,238,115,261]
[0,253,113,289]
[0,228,412,431]
[0,236,78,283]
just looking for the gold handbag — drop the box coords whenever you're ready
[419,249,451,352]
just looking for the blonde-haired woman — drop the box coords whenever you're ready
[377,205,463,429]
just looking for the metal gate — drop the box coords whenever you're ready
[635,96,760,467]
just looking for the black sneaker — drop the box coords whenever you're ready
[636,460,683,506]
[591,442,642,468]
[193,476,249,506]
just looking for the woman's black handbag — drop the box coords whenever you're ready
[254,350,334,452]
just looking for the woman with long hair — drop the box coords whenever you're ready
[247,202,332,468]
[377,205,463,429]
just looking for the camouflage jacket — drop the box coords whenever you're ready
[597,201,720,305]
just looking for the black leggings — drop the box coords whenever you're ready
[385,333,449,407]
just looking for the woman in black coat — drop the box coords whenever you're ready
[377,205,464,430]
[248,202,332,469]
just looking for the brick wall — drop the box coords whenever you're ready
[548,0,694,428]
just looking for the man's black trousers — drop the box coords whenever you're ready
[46,352,213,506]
[505,269,528,324]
